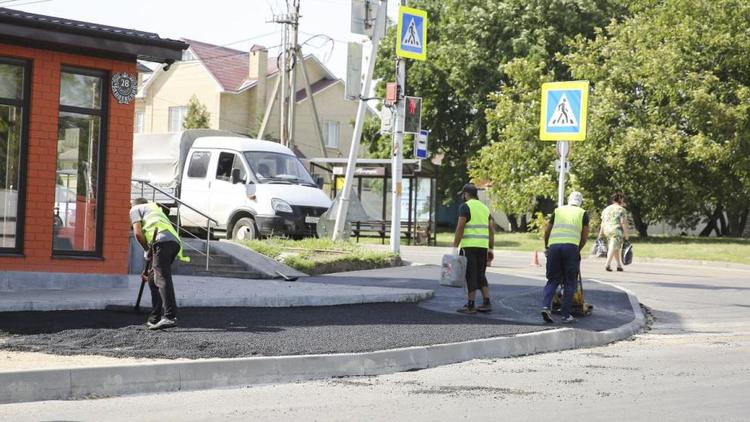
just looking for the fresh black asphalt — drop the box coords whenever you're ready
[0,266,636,360]
[0,304,546,360]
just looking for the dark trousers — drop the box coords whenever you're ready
[149,240,180,320]
[542,243,580,318]
[461,247,489,293]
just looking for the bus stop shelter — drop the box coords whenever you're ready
[308,158,437,245]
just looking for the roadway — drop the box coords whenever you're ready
[1,246,748,421]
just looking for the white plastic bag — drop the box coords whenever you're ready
[440,253,467,287]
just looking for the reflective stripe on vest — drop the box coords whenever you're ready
[548,205,585,246]
[460,199,490,249]
[142,203,190,262]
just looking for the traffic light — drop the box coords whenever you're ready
[403,96,422,134]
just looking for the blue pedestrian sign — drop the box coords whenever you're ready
[415,130,428,159]
[396,6,428,61]
[539,81,590,141]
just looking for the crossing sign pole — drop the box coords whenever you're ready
[390,2,428,255]
[557,141,569,207]
[539,81,589,206]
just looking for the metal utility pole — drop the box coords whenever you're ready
[390,52,405,255]
[272,7,296,148]
[279,20,288,147]
[387,0,411,255]
[332,0,386,241]
[287,0,300,150]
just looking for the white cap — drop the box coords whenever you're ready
[568,191,583,206]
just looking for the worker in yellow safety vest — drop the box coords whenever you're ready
[541,191,590,323]
[130,197,189,330]
[452,183,495,314]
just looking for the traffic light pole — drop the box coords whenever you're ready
[390,55,405,255]
[332,1,386,241]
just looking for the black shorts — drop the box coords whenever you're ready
[461,247,488,292]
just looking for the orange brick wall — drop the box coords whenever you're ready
[0,43,136,275]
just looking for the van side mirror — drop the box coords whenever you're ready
[315,176,324,189]
[231,168,242,184]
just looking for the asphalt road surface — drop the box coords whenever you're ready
[0,304,545,359]
[1,248,749,421]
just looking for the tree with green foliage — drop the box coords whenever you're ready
[182,95,210,129]
[563,0,750,236]
[436,0,629,228]
[369,0,627,209]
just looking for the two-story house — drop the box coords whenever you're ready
[135,38,358,158]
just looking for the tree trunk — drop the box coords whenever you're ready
[508,214,521,232]
[699,206,722,237]
[718,210,728,236]
[630,205,649,238]
[535,197,556,217]
[726,205,749,237]
[520,214,528,232]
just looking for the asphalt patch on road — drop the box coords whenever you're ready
[0,304,548,360]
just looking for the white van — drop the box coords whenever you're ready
[132,131,331,240]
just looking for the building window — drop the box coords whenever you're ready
[54,67,107,255]
[134,111,144,133]
[169,106,188,132]
[0,58,30,253]
[325,121,340,148]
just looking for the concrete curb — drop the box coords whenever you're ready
[0,288,434,313]
[0,280,645,404]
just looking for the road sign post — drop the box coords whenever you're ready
[415,129,428,159]
[540,81,589,206]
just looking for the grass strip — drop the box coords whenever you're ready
[235,237,399,274]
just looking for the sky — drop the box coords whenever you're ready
[6,0,402,80]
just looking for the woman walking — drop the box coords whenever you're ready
[598,192,629,272]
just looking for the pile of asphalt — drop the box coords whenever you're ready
[0,304,548,360]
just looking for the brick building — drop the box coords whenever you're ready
[0,8,187,288]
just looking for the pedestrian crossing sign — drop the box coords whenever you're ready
[396,6,427,61]
[540,81,589,141]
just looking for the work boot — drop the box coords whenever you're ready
[561,315,576,324]
[456,304,477,314]
[148,317,177,330]
[476,299,492,313]
[541,308,554,323]
[145,314,161,328]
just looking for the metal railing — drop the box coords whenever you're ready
[132,178,218,271]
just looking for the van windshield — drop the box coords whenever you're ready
[244,151,316,186]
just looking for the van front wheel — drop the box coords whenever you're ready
[232,217,257,241]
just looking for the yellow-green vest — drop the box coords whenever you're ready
[548,205,585,246]
[460,199,490,249]
[142,202,190,262]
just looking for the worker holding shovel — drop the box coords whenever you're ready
[130,198,189,330]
